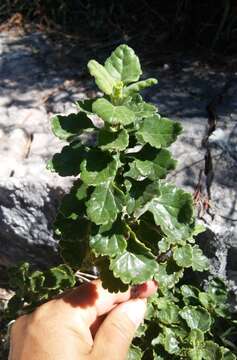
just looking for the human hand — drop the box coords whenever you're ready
[9,279,157,360]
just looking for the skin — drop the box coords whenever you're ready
[9,279,157,360]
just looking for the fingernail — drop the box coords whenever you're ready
[122,299,147,328]
[131,283,147,298]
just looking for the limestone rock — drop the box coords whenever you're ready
[0,178,72,268]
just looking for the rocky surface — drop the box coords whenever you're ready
[0,31,236,292]
[149,63,237,290]
[0,31,84,268]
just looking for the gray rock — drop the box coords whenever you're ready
[0,31,82,269]
[0,178,71,268]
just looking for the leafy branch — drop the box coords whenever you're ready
[5,44,237,359]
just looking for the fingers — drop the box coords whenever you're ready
[61,280,157,327]
[91,298,147,360]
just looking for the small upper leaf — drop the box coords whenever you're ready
[87,60,116,95]
[105,44,142,84]
[124,78,158,96]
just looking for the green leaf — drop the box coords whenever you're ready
[110,250,158,284]
[208,278,228,302]
[127,224,155,259]
[137,115,182,148]
[123,94,157,119]
[158,236,185,253]
[191,222,206,237]
[203,279,229,318]
[152,352,165,360]
[135,215,162,254]
[47,142,85,176]
[198,279,229,317]
[154,262,184,292]
[152,327,180,354]
[202,341,222,360]
[173,244,193,267]
[51,112,92,141]
[124,78,158,96]
[86,182,125,225]
[8,262,30,295]
[76,98,96,114]
[156,298,180,325]
[105,44,142,84]
[198,292,215,310]
[57,217,90,268]
[98,128,129,151]
[181,285,200,299]
[96,257,128,293]
[60,237,89,269]
[57,181,87,220]
[135,322,148,338]
[180,285,200,306]
[220,347,237,360]
[188,329,205,347]
[125,149,176,181]
[44,265,76,290]
[191,245,209,271]
[170,324,189,341]
[92,98,135,126]
[29,271,45,293]
[90,221,127,257]
[135,182,193,242]
[179,306,212,332]
[157,237,172,253]
[174,244,209,271]
[124,178,151,215]
[80,151,119,186]
[188,349,204,360]
[87,60,116,95]
[145,296,158,320]
[76,182,88,200]
[127,345,143,360]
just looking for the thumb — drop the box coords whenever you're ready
[91,298,146,360]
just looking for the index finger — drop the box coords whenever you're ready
[61,279,157,327]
